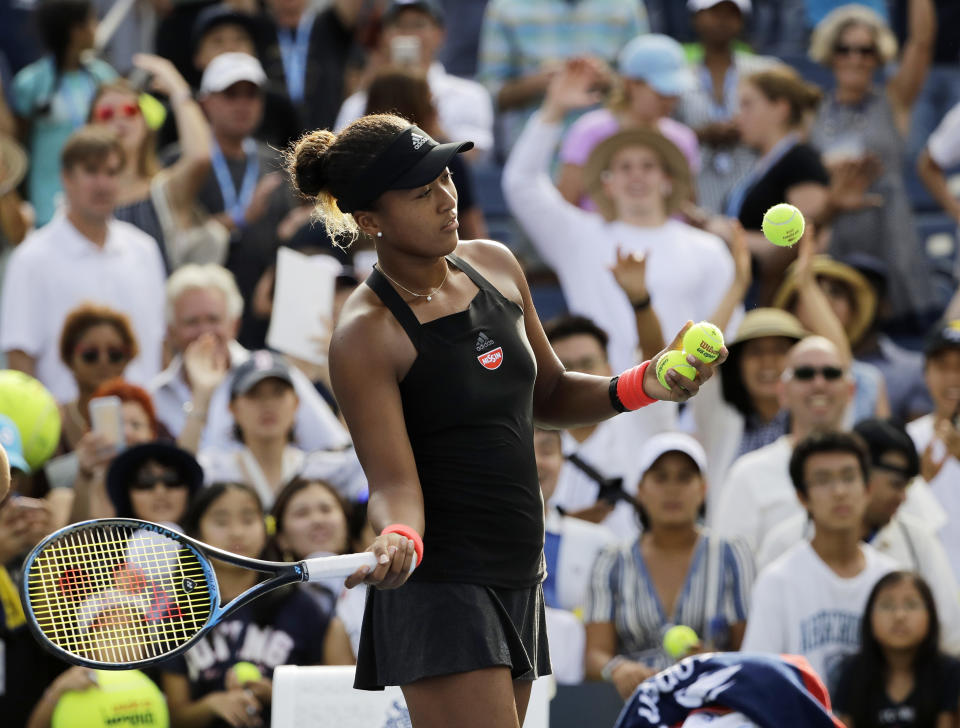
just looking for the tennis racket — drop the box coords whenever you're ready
[20,518,409,669]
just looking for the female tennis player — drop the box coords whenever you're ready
[286,112,726,728]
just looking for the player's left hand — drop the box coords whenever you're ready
[643,321,728,403]
[345,532,417,590]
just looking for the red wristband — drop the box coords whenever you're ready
[616,360,657,411]
[381,524,424,567]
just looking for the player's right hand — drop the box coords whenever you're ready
[345,532,417,590]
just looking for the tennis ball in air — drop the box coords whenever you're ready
[762,203,805,247]
[231,661,263,685]
[682,322,724,364]
[656,350,696,390]
[0,370,61,471]
[663,625,700,660]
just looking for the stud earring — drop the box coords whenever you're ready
[376,231,383,238]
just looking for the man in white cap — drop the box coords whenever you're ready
[193,52,298,348]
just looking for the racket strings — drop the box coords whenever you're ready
[26,523,212,664]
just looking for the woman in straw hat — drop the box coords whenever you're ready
[503,59,736,375]
[555,33,700,212]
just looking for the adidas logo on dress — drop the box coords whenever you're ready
[476,332,495,352]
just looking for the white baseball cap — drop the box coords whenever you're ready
[200,52,267,95]
[636,432,708,479]
[687,0,752,13]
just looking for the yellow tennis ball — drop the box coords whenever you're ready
[138,93,167,131]
[656,350,696,390]
[51,669,169,728]
[0,370,61,471]
[231,661,263,685]
[682,321,724,364]
[663,624,700,660]
[762,203,805,247]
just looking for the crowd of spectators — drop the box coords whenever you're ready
[2,0,960,725]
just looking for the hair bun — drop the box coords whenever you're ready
[287,129,336,199]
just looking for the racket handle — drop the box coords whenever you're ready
[302,550,418,581]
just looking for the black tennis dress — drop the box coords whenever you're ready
[353,253,551,690]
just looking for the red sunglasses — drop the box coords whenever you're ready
[93,102,141,122]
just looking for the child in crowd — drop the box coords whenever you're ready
[833,571,960,728]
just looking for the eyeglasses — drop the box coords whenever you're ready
[875,599,925,614]
[77,346,127,365]
[93,102,140,122]
[130,473,187,491]
[834,44,878,58]
[790,365,845,381]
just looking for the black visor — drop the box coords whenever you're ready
[336,126,473,213]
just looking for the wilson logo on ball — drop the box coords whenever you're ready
[477,347,503,370]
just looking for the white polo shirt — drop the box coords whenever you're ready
[334,62,494,155]
[0,214,166,401]
[928,100,960,169]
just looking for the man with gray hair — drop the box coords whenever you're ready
[150,263,350,454]
[712,336,855,552]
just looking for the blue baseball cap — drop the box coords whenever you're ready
[617,34,694,97]
[0,414,30,474]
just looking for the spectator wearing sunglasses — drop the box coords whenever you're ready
[807,0,939,331]
[88,54,217,272]
[0,126,166,403]
[56,303,139,455]
[105,441,203,527]
[713,336,854,552]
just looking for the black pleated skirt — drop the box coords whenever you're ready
[353,581,552,690]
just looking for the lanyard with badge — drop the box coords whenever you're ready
[277,12,315,104]
[211,137,260,229]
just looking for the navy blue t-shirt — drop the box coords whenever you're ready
[833,655,960,727]
[162,586,331,722]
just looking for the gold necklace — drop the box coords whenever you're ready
[376,262,449,302]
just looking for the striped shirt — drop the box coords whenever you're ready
[585,531,755,671]
[477,0,648,154]
[673,50,777,213]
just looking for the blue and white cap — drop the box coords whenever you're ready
[0,413,30,474]
[617,34,694,97]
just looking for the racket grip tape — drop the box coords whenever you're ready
[381,524,423,569]
[303,552,378,580]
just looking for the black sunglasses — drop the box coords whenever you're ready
[791,365,844,381]
[77,346,127,365]
[834,44,878,57]
[130,473,188,491]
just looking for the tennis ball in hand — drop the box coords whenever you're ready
[231,661,263,685]
[663,625,700,660]
[656,350,697,390]
[761,203,805,247]
[682,322,724,364]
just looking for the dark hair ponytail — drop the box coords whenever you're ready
[285,114,409,246]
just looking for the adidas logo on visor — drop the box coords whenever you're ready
[411,133,428,150]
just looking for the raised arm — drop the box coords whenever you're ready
[329,306,423,590]
[501,60,610,272]
[887,0,936,131]
[133,54,212,214]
